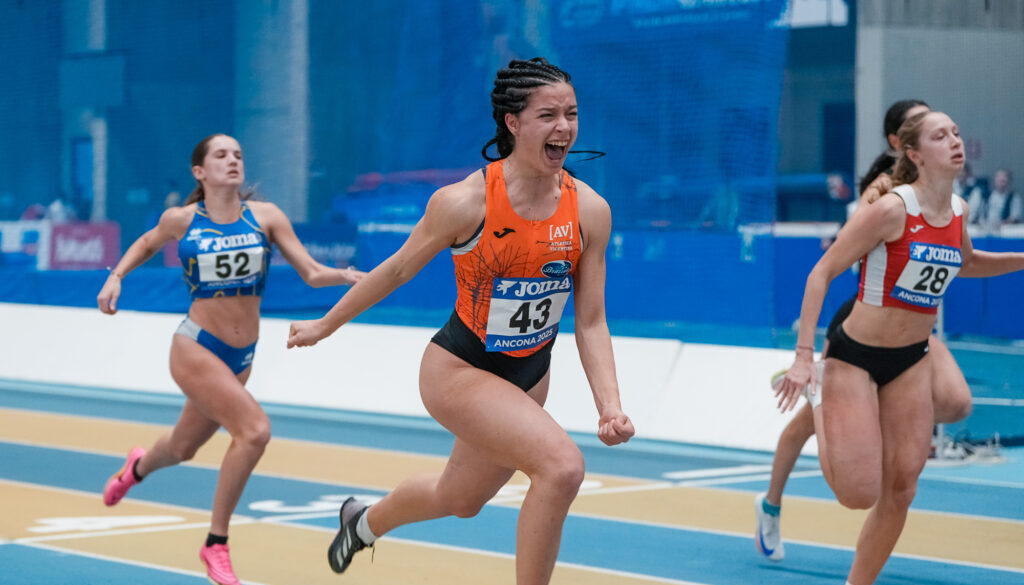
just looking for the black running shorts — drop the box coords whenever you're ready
[430,311,553,392]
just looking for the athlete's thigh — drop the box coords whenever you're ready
[169,335,265,435]
[434,369,553,502]
[879,355,934,479]
[821,357,882,475]
[419,343,574,475]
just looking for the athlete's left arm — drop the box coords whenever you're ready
[958,197,1024,278]
[574,182,634,446]
[254,201,365,287]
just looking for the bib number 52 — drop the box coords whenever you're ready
[214,252,251,279]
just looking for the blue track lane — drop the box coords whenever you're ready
[0,544,208,585]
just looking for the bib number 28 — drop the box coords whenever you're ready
[912,265,950,295]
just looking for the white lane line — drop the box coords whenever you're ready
[376,535,715,585]
[971,397,1024,407]
[16,519,228,543]
[661,464,773,480]
[17,540,276,585]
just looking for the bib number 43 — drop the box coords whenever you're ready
[485,276,572,351]
[509,298,552,333]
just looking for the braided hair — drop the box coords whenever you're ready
[482,58,573,162]
[859,99,929,194]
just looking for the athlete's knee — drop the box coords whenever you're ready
[444,493,490,519]
[935,391,972,423]
[235,415,272,452]
[884,471,919,510]
[835,486,879,510]
[888,485,918,511]
[831,473,880,510]
[535,444,585,497]
[948,396,972,423]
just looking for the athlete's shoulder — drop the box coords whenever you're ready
[244,199,286,226]
[150,203,194,241]
[568,177,611,247]
[244,199,278,212]
[854,191,907,242]
[423,169,486,236]
[160,203,196,229]
[571,176,610,216]
[430,170,484,208]
[873,191,909,215]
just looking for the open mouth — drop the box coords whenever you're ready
[545,140,568,162]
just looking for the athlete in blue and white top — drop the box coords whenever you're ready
[97,134,364,585]
[178,198,271,299]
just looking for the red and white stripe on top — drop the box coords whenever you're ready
[858,184,963,315]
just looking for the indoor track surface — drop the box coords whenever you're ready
[1,378,1022,585]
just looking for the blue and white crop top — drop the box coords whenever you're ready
[178,201,271,299]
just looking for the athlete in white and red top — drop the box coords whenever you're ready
[777,111,1024,585]
[858,183,963,313]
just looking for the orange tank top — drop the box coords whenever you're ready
[451,160,583,356]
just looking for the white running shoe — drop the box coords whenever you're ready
[754,492,785,561]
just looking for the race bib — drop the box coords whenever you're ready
[485,276,572,352]
[891,242,962,308]
[197,246,265,285]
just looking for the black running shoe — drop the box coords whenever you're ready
[328,497,370,573]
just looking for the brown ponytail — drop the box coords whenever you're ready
[891,112,929,186]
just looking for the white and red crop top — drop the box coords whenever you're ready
[858,184,963,314]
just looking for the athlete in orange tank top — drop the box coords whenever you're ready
[287,58,635,585]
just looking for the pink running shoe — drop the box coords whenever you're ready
[200,543,242,585]
[103,447,145,506]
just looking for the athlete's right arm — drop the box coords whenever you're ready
[776,194,905,411]
[287,175,485,348]
[97,206,191,314]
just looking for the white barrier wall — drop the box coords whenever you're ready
[0,303,809,454]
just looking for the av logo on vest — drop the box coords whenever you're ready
[550,221,573,240]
